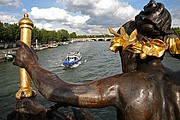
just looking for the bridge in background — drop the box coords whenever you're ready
[71,37,112,42]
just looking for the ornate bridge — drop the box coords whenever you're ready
[71,37,112,42]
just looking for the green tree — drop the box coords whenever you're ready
[69,32,77,38]
[0,22,5,43]
[56,30,62,42]
[60,29,69,41]
[172,27,180,37]
[40,29,49,43]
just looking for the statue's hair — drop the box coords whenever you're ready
[135,0,172,34]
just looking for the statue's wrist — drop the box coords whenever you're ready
[26,62,38,72]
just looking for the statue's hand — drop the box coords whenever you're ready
[13,40,38,68]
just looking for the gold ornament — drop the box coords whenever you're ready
[108,27,137,52]
[16,14,36,99]
[165,37,180,54]
[108,27,176,59]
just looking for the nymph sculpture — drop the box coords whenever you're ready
[12,0,180,119]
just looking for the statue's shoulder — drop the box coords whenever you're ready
[117,20,136,35]
[122,20,135,28]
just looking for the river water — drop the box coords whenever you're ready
[0,41,179,120]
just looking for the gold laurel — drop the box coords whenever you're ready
[108,27,180,59]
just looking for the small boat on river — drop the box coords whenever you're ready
[63,52,82,68]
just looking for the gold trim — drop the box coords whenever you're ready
[166,37,180,54]
[108,27,179,59]
[15,14,36,99]
[108,27,138,52]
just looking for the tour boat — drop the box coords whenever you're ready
[63,52,82,68]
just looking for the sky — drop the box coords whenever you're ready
[0,0,180,35]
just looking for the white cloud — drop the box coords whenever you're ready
[29,0,140,35]
[0,0,22,8]
[30,7,90,25]
[95,0,115,9]
[172,18,180,28]
[0,14,17,23]
[114,3,139,20]
[81,24,109,35]
[34,23,53,30]
[44,23,53,30]
[169,9,180,27]
[57,0,139,28]
[66,15,90,25]
[30,0,180,35]
[0,0,179,35]
[22,8,27,13]
[31,7,68,21]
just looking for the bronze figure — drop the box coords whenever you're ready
[13,40,180,119]
[109,0,180,73]
[12,0,180,119]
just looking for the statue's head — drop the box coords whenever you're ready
[144,0,157,12]
[135,0,172,38]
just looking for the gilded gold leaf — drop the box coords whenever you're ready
[108,26,179,59]
[108,28,120,37]
[129,29,137,42]
[166,37,180,54]
[120,27,129,41]
[176,40,180,50]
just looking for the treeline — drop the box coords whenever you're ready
[172,27,180,37]
[0,21,112,49]
[0,21,77,48]
[0,21,179,49]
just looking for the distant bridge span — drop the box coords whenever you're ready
[71,37,112,42]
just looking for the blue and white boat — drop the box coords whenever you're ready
[63,52,82,68]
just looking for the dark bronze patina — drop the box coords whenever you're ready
[12,40,180,120]
[11,0,180,119]
[116,0,179,73]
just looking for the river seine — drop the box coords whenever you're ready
[0,41,180,120]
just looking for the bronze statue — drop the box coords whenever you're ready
[109,0,180,73]
[12,0,180,119]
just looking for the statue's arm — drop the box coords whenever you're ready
[13,41,119,108]
[28,65,119,108]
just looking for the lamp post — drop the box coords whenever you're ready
[15,13,36,99]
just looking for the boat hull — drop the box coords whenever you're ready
[63,60,81,68]
[62,52,82,68]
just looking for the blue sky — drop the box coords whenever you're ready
[0,0,180,35]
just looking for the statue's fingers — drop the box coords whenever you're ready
[11,42,23,58]
[12,54,18,66]
[12,49,19,66]
[16,40,23,47]
[12,56,24,68]
[16,40,33,57]
[16,40,29,49]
